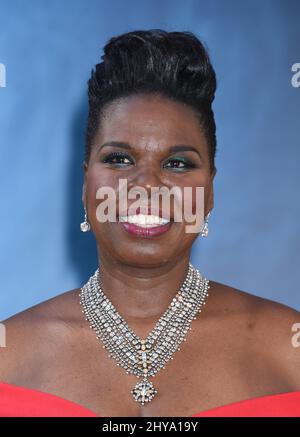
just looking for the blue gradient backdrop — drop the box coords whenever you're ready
[0,0,299,319]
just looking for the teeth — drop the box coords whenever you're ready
[119,214,170,227]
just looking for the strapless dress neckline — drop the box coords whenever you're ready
[1,381,300,417]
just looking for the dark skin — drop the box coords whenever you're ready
[0,94,299,417]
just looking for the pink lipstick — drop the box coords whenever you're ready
[120,221,172,238]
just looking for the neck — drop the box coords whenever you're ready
[97,253,191,321]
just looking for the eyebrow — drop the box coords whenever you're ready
[97,141,203,159]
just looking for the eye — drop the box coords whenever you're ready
[163,156,196,171]
[101,151,134,167]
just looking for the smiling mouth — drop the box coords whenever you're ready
[118,213,172,237]
[119,213,170,228]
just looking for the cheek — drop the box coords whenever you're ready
[86,165,119,200]
[176,175,210,217]
[190,184,208,216]
[85,166,122,229]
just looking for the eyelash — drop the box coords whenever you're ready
[101,152,196,170]
[102,151,133,166]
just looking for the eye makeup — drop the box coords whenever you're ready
[101,151,134,166]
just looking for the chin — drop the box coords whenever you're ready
[112,248,176,269]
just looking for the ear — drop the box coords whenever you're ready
[82,161,88,206]
[207,166,217,215]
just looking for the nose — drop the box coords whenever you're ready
[127,162,163,194]
[118,160,176,219]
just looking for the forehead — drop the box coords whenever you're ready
[96,94,207,151]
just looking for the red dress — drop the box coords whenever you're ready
[1,381,300,417]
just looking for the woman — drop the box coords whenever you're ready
[0,29,299,417]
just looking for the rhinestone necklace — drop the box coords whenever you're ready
[79,262,210,406]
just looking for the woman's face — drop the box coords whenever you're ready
[83,94,216,268]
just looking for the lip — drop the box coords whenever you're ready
[118,206,172,221]
[120,221,172,238]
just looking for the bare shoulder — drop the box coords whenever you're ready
[0,288,83,382]
[209,280,300,388]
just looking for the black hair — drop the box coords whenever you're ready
[85,29,217,171]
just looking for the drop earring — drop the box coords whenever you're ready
[201,211,211,237]
[80,206,91,232]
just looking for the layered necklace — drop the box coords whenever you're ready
[79,262,210,406]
